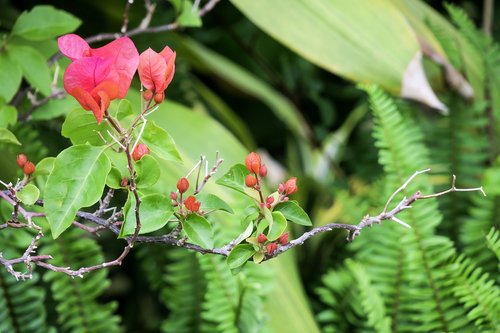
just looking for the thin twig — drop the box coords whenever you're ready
[0,170,485,277]
[121,0,134,33]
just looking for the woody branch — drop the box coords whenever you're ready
[0,169,485,278]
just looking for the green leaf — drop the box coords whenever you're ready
[0,128,21,145]
[274,200,312,226]
[120,193,174,237]
[108,99,136,127]
[31,97,78,121]
[105,149,128,176]
[11,5,81,41]
[267,211,287,241]
[0,53,22,103]
[135,154,160,188]
[34,157,55,176]
[0,104,17,128]
[140,122,182,163]
[263,206,273,231]
[44,145,111,238]
[197,193,234,214]
[246,237,259,246]
[230,0,446,111]
[182,214,214,248]
[16,184,40,205]
[7,45,51,96]
[253,251,264,264]
[62,107,113,145]
[171,0,202,27]
[229,220,254,246]
[216,164,248,195]
[227,244,255,270]
[106,167,124,189]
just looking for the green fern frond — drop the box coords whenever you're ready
[445,3,489,52]
[161,249,210,333]
[423,98,489,241]
[452,254,500,331]
[136,242,212,333]
[346,259,391,333]
[359,85,476,332]
[0,270,51,333]
[315,267,355,333]
[485,227,500,264]
[42,228,122,333]
[198,254,267,333]
[461,166,500,275]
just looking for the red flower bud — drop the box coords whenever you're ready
[185,195,201,212]
[142,89,153,101]
[154,92,164,104]
[285,177,298,195]
[120,177,129,187]
[177,177,189,194]
[245,152,261,174]
[23,161,36,175]
[245,174,258,188]
[16,154,27,168]
[170,191,178,200]
[132,143,150,161]
[278,183,285,194]
[278,232,289,245]
[266,196,274,205]
[257,233,267,243]
[259,164,268,177]
[266,242,277,255]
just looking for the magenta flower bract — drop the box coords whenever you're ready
[58,34,139,124]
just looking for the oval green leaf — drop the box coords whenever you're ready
[267,211,287,241]
[197,193,234,214]
[215,164,248,195]
[140,122,182,163]
[253,251,265,264]
[106,167,124,189]
[16,184,40,205]
[0,104,17,128]
[120,193,174,237]
[135,154,160,188]
[8,45,51,96]
[44,145,111,238]
[182,214,214,249]
[274,200,312,226]
[0,128,21,145]
[0,53,22,103]
[11,5,81,41]
[34,157,55,177]
[62,108,113,145]
[227,244,255,270]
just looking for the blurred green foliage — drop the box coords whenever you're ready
[0,0,499,332]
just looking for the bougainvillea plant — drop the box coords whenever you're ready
[0,30,485,279]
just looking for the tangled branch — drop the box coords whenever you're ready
[0,169,485,279]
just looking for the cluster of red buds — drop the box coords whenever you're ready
[132,143,150,161]
[244,152,267,189]
[244,152,298,209]
[277,177,298,202]
[16,154,36,176]
[170,177,202,214]
[257,232,289,255]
